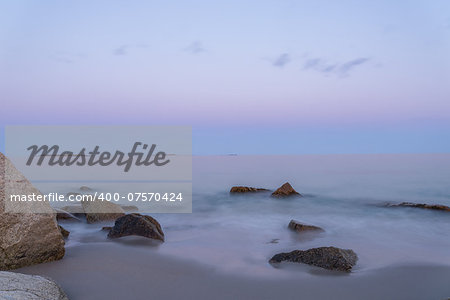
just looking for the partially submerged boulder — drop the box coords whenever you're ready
[271,182,301,198]
[0,153,65,270]
[81,199,125,224]
[121,205,139,212]
[269,246,357,272]
[387,202,450,212]
[0,271,69,300]
[107,213,164,242]
[230,186,270,193]
[288,220,324,233]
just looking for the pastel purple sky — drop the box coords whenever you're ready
[0,0,449,154]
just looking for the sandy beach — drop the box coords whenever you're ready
[15,242,450,300]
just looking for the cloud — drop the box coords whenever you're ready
[113,45,128,56]
[184,41,205,54]
[273,53,291,67]
[50,52,86,64]
[301,56,370,77]
[338,58,370,74]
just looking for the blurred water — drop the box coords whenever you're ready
[58,154,450,276]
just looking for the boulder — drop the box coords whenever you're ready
[0,271,69,300]
[288,220,324,232]
[271,182,301,198]
[0,153,65,270]
[269,246,357,272]
[79,186,92,191]
[58,225,70,239]
[81,199,125,224]
[107,213,164,242]
[230,186,270,193]
[387,202,450,212]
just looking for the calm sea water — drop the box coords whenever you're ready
[55,154,450,276]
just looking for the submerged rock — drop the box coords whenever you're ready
[81,199,125,224]
[288,220,324,232]
[79,186,92,191]
[58,225,70,239]
[269,246,357,272]
[59,205,85,218]
[0,153,65,270]
[271,182,301,198]
[230,186,270,193]
[387,202,450,212]
[108,213,164,242]
[0,271,69,300]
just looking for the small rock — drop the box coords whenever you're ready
[108,213,164,242]
[58,225,70,239]
[0,271,69,300]
[82,199,125,224]
[121,205,139,212]
[79,186,92,191]
[288,220,324,232]
[271,182,301,198]
[230,186,270,193]
[269,246,358,272]
[387,202,450,212]
[101,226,113,232]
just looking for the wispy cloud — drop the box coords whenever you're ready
[49,52,86,64]
[184,41,205,54]
[338,58,370,75]
[273,53,291,67]
[302,56,370,77]
[113,45,129,56]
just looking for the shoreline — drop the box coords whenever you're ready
[15,242,450,300]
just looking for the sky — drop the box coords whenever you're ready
[0,0,449,154]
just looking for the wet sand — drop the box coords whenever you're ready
[15,242,450,300]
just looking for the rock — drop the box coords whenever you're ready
[55,208,81,222]
[81,199,125,224]
[120,205,139,212]
[0,153,65,270]
[271,182,301,198]
[108,213,164,242]
[230,186,270,193]
[387,202,450,212]
[0,271,69,300]
[60,205,85,218]
[58,225,70,239]
[288,220,324,232]
[269,246,357,272]
[79,186,92,191]
[101,226,112,232]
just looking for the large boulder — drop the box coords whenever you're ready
[288,220,324,233]
[271,182,301,198]
[107,213,164,242]
[230,186,270,193]
[0,271,69,300]
[269,246,357,272]
[81,199,125,224]
[387,202,450,212]
[0,153,65,270]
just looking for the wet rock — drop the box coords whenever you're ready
[101,226,113,232]
[79,186,92,191]
[387,202,450,212]
[269,246,357,272]
[288,220,324,232]
[58,225,70,239]
[230,186,270,193]
[108,213,164,242]
[0,153,65,270]
[271,182,302,198]
[81,199,125,224]
[0,271,69,300]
